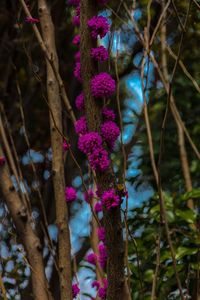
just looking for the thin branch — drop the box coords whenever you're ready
[38,0,72,298]
[18,0,76,124]
[0,272,8,300]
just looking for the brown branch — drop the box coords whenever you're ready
[38,1,73,299]
[159,0,194,211]
[18,0,76,124]
[0,145,52,300]
[123,1,200,161]
[166,44,200,94]
[0,272,8,300]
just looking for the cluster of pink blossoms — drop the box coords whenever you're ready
[25,16,39,24]
[0,156,6,166]
[90,46,109,62]
[72,284,80,298]
[67,0,125,298]
[86,243,107,269]
[65,187,77,203]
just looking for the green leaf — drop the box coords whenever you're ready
[175,246,198,259]
[175,209,197,223]
[181,189,200,201]
[165,264,183,278]
[144,269,154,282]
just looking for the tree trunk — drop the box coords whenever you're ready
[0,145,52,300]
[80,1,125,299]
[38,1,73,299]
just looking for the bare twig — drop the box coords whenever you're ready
[18,0,76,124]
[0,272,8,300]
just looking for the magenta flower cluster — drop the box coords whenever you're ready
[63,141,70,152]
[78,132,102,154]
[67,0,125,297]
[73,62,82,82]
[102,189,120,210]
[98,243,107,269]
[25,17,40,24]
[94,201,102,213]
[92,278,108,300]
[72,283,80,298]
[72,34,80,46]
[75,116,88,135]
[65,187,77,203]
[0,156,6,166]
[84,189,94,203]
[98,278,108,299]
[87,16,109,39]
[91,72,116,99]
[97,227,106,242]
[89,147,110,172]
[102,107,116,121]
[86,242,107,269]
[75,92,84,110]
[72,6,80,27]
[90,46,109,62]
[101,121,120,150]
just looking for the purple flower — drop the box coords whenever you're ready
[90,46,109,62]
[72,34,80,47]
[91,72,116,98]
[72,15,80,27]
[94,201,102,213]
[84,189,94,203]
[87,16,109,39]
[96,187,102,198]
[98,279,108,299]
[78,132,102,154]
[72,6,80,26]
[89,147,110,171]
[74,62,82,82]
[75,116,88,135]
[102,189,120,210]
[86,252,97,265]
[97,227,106,242]
[65,187,77,202]
[102,107,115,121]
[98,243,107,269]
[68,0,80,6]
[75,51,80,62]
[75,92,84,110]
[92,280,100,289]
[72,284,80,298]
[25,17,39,23]
[63,141,70,152]
[101,121,120,150]
[0,156,6,166]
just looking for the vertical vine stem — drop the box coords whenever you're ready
[80,1,125,299]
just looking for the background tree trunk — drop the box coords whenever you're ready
[38,1,73,299]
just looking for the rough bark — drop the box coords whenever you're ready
[0,145,52,300]
[80,1,125,299]
[38,1,72,299]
